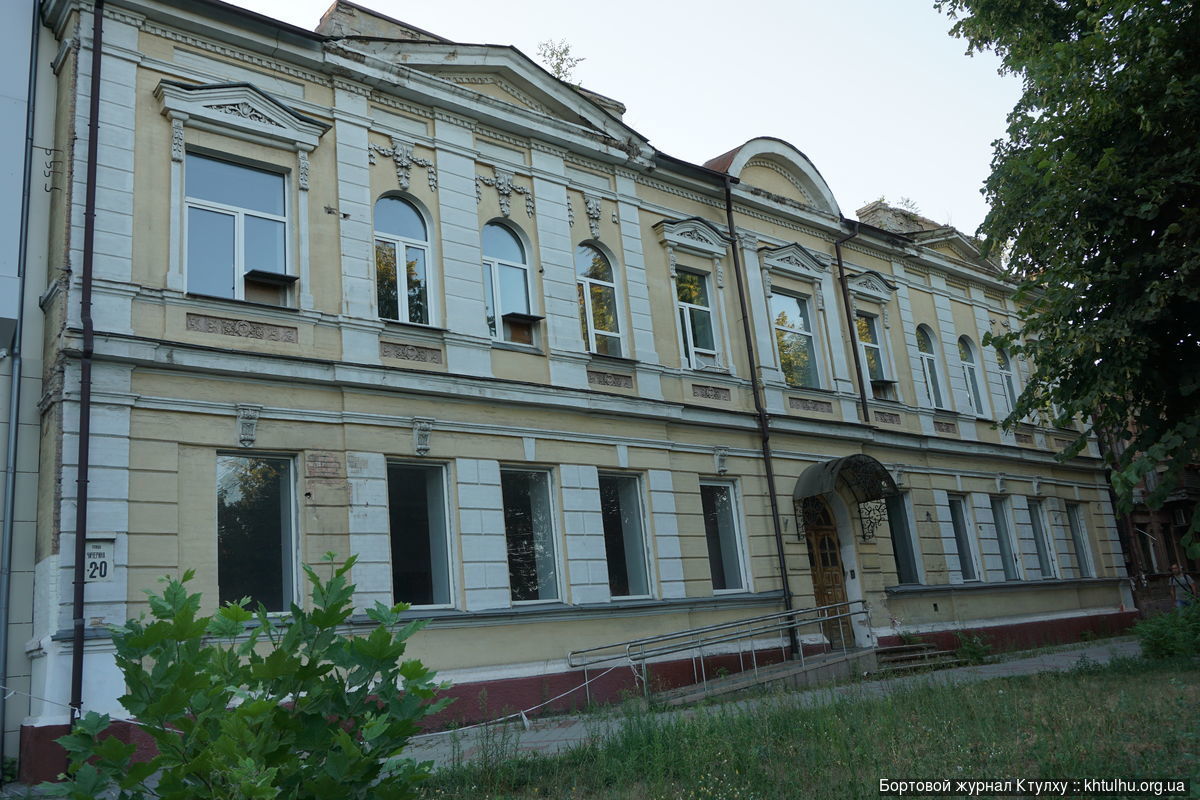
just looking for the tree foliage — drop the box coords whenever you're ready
[936,0,1200,553]
[43,555,448,799]
[537,39,584,82]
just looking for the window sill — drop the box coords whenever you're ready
[380,319,449,333]
[587,352,638,367]
[491,341,545,356]
[185,292,299,313]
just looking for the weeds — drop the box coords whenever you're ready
[421,657,1198,799]
[954,631,993,664]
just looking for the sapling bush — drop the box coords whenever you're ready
[42,554,448,800]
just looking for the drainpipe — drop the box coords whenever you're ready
[721,176,799,657]
[0,0,43,779]
[834,220,871,425]
[70,0,104,726]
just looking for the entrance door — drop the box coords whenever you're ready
[799,496,850,648]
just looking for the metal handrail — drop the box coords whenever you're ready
[567,599,870,701]
[567,599,867,668]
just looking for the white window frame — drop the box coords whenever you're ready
[947,493,981,582]
[958,336,986,416]
[990,495,1023,581]
[576,244,624,357]
[1065,502,1096,578]
[184,154,290,303]
[482,227,533,343]
[855,311,895,399]
[772,292,820,388]
[597,472,653,599]
[215,452,299,613]
[500,468,562,604]
[916,325,948,409]
[1027,497,1060,579]
[676,268,719,370]
[996,348,1019,414]
[374,198,433,326]
[385,461,455,609]
[699,480,749,593]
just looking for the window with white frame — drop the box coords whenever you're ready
[700,482,745,591]
[990,496,1021,581]
[501,469,558,601]
[216,454,295,612]
[887,493,921,585]
[958,336,985,415]
[856,312,894,399]
[186,153,290,304]
[386,463,450,606]
[996,348,1018,414]
[598,474,650,597]
[374,197,430,325]
[916,325,946,408]
[676,269,717,369]
[576,244,622,357]
[1065,502,1095,578]
[947,494,979,581]
[1027,498,1059,578]
[772,293,819,388]
[482,223,536,344]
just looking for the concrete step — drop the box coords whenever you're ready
[877,648,957,665]
[875,642,938,657]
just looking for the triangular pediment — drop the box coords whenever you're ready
[758,242,829,276]
[654,217,728,257]
[155,81,329,147]
[324,39,652,164]
[847,270,897,302]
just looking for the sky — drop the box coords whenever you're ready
[225,0,1022,234]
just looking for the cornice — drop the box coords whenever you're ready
[141,20,331,87]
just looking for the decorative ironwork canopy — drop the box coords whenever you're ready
[792,454,899,541]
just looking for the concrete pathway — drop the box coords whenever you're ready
[404,638,1142,770]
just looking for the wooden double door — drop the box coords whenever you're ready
[798,496,850,648]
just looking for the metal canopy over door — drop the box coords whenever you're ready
[799,496,849,647]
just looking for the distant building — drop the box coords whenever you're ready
[14,0,1134,782]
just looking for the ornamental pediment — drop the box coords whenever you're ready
[654,217,728,257]
[758,242,829,277]
[155,81,330,148]
[847,270,897,302]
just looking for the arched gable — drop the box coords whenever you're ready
[706,137,841,218]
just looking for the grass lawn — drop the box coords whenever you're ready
[419,656,1199,800]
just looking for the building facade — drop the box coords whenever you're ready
[15,0,1134,780]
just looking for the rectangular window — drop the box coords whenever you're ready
[598,474,649,597]
[1027,498,1059,578]
[216,454,294,612]
[700,482,744,592]
[887,493,921,584]
[186,153,290,304]
[386,464,450,606]
[1065,503,1095,578]
[375,242,429,325]
[501,470,558,602]
[990,496,1021,581]
[856,313,893,399]
[948,494,978,581]
[772,293,819,388]
[676,270,717,369]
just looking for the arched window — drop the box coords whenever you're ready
[996,348,1018,413]
[958,336,984,415]
[575,244,622,356]
[915,326,945,408]
[482,222,532,343]
[374,196,429,324]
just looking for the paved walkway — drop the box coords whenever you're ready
[404,638,1142,770]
